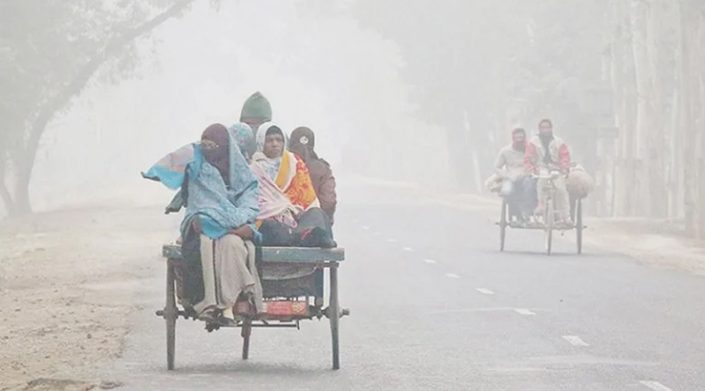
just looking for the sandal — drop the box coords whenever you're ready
[197,307,219,323]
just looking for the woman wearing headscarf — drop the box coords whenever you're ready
[289,126,337,224]
[143,123,262,325]
[250,122,335,247]
[179,123,263,325]
[228,122,257,162]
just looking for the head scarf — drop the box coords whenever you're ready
[228,122,256,161]
[289,126,318,161]
[201,124,230,182]
[255,122,288,154]
[254,122,288,180]
[538,118,554,153]
[182,124,260,239]
[511,128,526,152]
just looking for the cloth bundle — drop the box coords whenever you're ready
[566,165,594,199]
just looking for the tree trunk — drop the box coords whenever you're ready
[696,18,705,239]
[610,0,639,217]
[10,0,195,215]
[629,0,667,217]
[680,0,705,238]
[681,34,696,235]
[0,155,15,215]
[0,178,14,215]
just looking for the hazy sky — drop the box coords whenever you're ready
[28,1,444,212]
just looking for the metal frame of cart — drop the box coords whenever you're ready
[156,244,348,370]
[498,196,585,255]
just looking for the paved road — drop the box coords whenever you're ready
[102,184,705,390]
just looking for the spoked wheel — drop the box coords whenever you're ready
[241,319,252,360]
[329,265,340,370]
[165,261,177,370]
[499,200,508,252]
[544,202,554,256]
[576,198,583,254]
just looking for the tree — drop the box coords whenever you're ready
[0,0,195,216]
[352,1,608,190]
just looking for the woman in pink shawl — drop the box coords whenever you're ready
[250,123,335,247]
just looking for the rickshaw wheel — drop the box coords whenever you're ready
[545,202,554,256]
[165,261,177,370]
[576,199,583,254]
[329,265,340,370]
[499,200,508,251]
[241,319,252,360]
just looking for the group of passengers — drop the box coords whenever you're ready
[144,92,337,325]
[492,119,573,227]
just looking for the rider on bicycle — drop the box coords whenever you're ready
[524,119,572,226]
[494,128,533,224]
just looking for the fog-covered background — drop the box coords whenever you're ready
[2,0,705,238]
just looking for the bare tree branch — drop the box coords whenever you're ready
[14,0,195,212]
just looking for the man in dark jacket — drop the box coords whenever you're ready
[289,127,337,224]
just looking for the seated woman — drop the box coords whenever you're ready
[250,122,335,248]
[180,123,263,325]
[289,126,337,224]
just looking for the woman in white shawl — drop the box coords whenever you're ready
[250,122,335,247]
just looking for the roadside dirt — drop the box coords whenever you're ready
[0,207,177,390]
[2,182,704,390]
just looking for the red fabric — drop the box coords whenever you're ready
[558,144,571,173]
[524,142,539,174]
[524,139,571,174]
[284,156,318,210]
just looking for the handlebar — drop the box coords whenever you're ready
[532,171,562,180]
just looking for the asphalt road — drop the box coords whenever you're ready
[101,185,705,390]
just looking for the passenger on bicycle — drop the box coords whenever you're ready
[524,119,572,226]
[494,128,533,224]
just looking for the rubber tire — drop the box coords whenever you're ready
[329,266,340,370]
[241,319,252,360]
[499,200,508,252]
[545,201,554,256]
[165,262,177,370]
[576,199,583,254]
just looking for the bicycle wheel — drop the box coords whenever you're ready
[576,198,583,254]
[499,200,508,251]
[545,201,554,256]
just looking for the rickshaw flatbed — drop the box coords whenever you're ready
[158,243,347,370]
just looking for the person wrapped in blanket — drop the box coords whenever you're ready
[288,126,337,225]
[143,123,264,326]
[251,122,336,248]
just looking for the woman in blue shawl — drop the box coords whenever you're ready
[180,123,263,325]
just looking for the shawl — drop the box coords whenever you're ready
[143,127,260,240]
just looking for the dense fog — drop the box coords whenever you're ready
[2,0,705,237]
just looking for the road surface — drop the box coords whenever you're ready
[101,184,705,390]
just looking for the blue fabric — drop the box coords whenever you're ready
[142,165,185,190]
[143,129,261,242]
[228,122,256,161]
[141,143,196,190]
[181,128,261,241]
